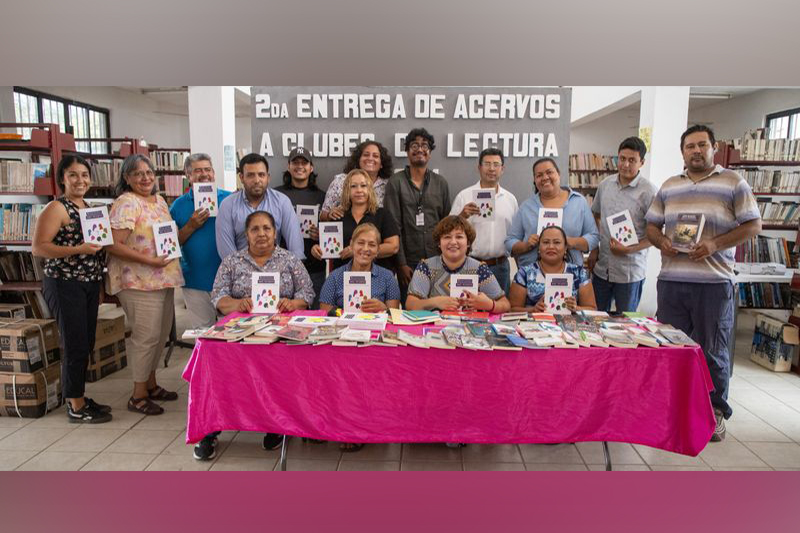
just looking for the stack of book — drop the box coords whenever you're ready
[0,203,46,241]
[735,236,795,268]
[0,161,49,193]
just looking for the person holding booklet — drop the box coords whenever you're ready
[645,125,762,442]
[505,157,599,269]
[211,210,313,316]
[587,137,657,313]
[106,154,184,416]
[319,223,401,313]
[406,216,510,313]
[509,226,597,312]
[170,153,232,331]
[321,140,394,220]
[450,147,519,293]
[311,169,399,270]
[274,147,327,306]
[32,155,112,424]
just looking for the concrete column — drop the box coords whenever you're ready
[638,86,690,315]
[188,86,237,190]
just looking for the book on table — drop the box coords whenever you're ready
[276,325,312,342]
[288,315,340,328]
[337,312,388,331]
[397,329,429,348]
[425,331,455,349]
[486,334,523,351]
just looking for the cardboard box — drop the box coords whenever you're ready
[0,319,60,373]
[751,313,799,372]
[95,315,125,348]
[0,364,62,418]
[0,303,30,320]
[86,337,127,382]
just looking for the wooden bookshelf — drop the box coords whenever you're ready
[0,281,42,292]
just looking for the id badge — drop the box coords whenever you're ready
[415,211,425,226]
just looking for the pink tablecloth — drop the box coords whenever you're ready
[183,313,716,456]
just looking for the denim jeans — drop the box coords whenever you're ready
[592,274,644,313]
[488,260,511,295]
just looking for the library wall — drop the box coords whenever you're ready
[25,86,191,148]
[236,115,252,153]
[569,105,638,154]
[688,89,800,139]
[0,86,15,122]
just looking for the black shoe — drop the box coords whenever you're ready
[85,397,112,414]
[262,433,284,451]
[67,402,112,424]
[193,435,218,461]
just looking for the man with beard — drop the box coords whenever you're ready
[384,128,451,300]
[646,125,761,443]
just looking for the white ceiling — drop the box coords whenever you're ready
[116,86,252,116]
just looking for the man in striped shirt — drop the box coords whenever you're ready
[646,125,762,443]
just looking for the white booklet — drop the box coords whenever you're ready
[344,271,371,312]
[152,221,181,259]
[319,222,344,259]
[296,204,319,239]
[544,273,573,315]
[537,208,563,233]
[606,209,639,246]
[78,206,113,246]
[472,188,495,221]
[671,213,706,253]
[450,274,479,299]
[193,182,218,216]
[251,272,280,313]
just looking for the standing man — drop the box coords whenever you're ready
[274,147,326,306]
[588,137,657,312]
[216,153,304,260]
[450,147,518,293]
[384,128,451,299]
[169,153,231,462]
[646,125,762,442]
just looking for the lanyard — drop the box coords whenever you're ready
[407,168,430,213]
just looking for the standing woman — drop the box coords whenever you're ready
[505,157,599,269]
[321,140,394,221]
[106,154,184,416]
[33,155,112,423]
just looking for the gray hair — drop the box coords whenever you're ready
[184,153,213,176]
[115,154,156,197]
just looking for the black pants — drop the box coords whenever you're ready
[42,276,101,399]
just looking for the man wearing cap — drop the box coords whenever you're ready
[216,152,305,260]
[450,147,518,293]
[275,147,327,306]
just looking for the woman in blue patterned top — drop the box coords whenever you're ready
[211,210,314,315]
[406,215,510,313]
[509,225,597,312]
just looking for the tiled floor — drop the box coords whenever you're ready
[3,302,800,471]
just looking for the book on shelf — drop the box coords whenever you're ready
[735,236,795,268]
[738,282,792,309]
[0,203,46,241]
[150,150,189,171]
[755,199,800,226]
[728,129,800,162]
[160,174,186,197]
[88,160,121,189]
[0,161,49,193]
[740,169,800,194]
[568,154,619,171]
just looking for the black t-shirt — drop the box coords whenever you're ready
[274,183,327,273]
[335,207,399,271]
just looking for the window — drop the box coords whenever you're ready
[13,87,110,153]
[766,107,800,140]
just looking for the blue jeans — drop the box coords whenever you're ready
[592,274,644,313]
[656,280,734,419]
[309,269,326,310]
[488,260,511,295]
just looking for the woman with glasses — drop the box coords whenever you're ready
[504,157,600,270]
[106,154,184,416]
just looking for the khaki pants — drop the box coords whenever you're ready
[181,287,218,329]
[118,288,175,383]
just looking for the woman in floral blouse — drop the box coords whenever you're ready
[107,154,184,416]
[211,210,314,315]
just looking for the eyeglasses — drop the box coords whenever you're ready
[408,142,430,152]
[481,162,503,169]
[129,170,154,179]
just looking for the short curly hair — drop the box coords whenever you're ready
[343,140,394,180]
[433,215,476,252]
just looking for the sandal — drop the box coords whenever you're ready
[148,386,178,401]
[127,396,165,416]
[339,442,365,453]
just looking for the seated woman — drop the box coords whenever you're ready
[211,210,314,315]
[509,225,597,313]
[312,169,399,270]
[405,215,510,314]
[319,223,401,313]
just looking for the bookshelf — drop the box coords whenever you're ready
[568,153,618,190]
[149,146,189,203]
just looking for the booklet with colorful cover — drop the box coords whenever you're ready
[544,273,573,315]
[252,272,280,313]
[472,188,495,221]
[671,213,706,253]
[606,209,639,246]
[337,312,388,331]
[450,274,479,299]
[152,221,181,259]
[537,208,563,233]
[295,204,318,238]
[344,271,371,312]
[276,325,312,342]
[78,206,113,246]
[397,329,429,348]
[193,182,218,216]
[486,334,523,351]
[439,310,490,322]
[319,222,344,259]
[490,322,519,337]
[288,315,340,328]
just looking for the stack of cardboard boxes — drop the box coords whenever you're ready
[0,303,129,418]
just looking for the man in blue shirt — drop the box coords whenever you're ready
[215,153,305,260]
[170,153,232,329]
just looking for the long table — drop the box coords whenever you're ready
[183,313,716,468]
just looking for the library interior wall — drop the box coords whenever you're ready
[688,88,800,139]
